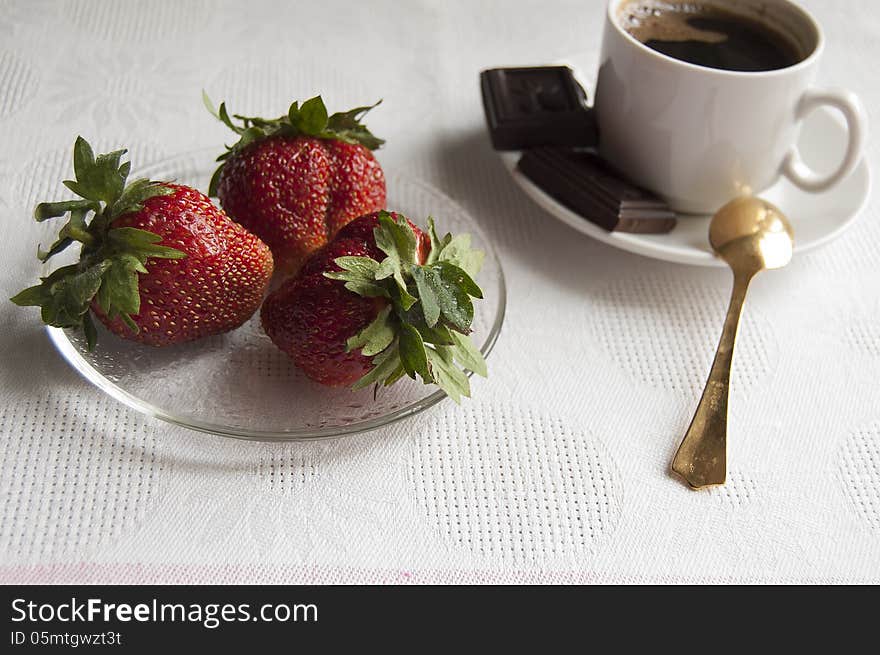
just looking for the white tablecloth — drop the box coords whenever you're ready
[1,0,878,584]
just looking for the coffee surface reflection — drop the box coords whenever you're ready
[622,1,803,72]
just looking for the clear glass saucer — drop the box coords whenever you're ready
[45,149,506,441]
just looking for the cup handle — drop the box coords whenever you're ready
[782,88,866,192]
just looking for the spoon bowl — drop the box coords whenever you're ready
[709,197,795,272]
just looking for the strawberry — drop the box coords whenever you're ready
[205,93,386,276]
[11,137,274,349]
[261,211,488,401]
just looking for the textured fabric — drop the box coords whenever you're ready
[1,0,879,584]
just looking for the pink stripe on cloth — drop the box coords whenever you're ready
[0,563,423,585]
[0,564,866,585]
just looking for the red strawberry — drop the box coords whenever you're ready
[11,137,274,349]
[261,239,386,386]
[263,211,423,385]
[206,94,386,276]
[261,211,488,401]
[299,211,429,276]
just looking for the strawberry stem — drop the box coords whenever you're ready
[204,92,385,197]
[9,137,185,350]
[323,212,488,402]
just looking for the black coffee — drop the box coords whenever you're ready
[622,2,803,72]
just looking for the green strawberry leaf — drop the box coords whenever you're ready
[395,295,456,346]
[218,101,243,135]
[346,305,395,356]
[398,323,432,382]
[59,208,92,243]
[109,178,174,219]
[373,256,416,310]
[371,212,420,309]
[82,312,98,351]
[343,280,390,298]
[202,89,219,119]
[34,199,97,222]
[67,137,129,204]
[67,259,112,308]
[95,268,112,317]
[375,212,417,266]
[238,126,266,149]
[425,217,484,279]
[352,343,401,390]
[417,323,456,346]
[449,330,488,377]
[28,259,112,330]
[72,136,96,183]
[326,104,373,130]
[98,254,145,320]
[411,265,441,327]
[120,312,139,334]
[329,129,383,151]
[94,149,127,196]
[411,262,475,332]
[436,261,482,299]
[374,256,396,281]
[325,101,385,149]
[40,263,82,286]
[383,363,407,387]
[10,283,50,307]
[208,165,224,198]
[296,96,329,135]
[37,237,74,263]
[326,256,380,280]
[62,179,92,200]
[391,280,418,312]
[425,346,471,403]
[287,100,300,124]
[324,256,390,298]
[425,217,452,266]
[107,227,186,261]
[438,233,485,278]
[37,207,93,263]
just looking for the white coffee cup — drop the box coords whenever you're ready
[594,0,866,214]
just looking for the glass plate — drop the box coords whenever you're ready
[44,149,506,441]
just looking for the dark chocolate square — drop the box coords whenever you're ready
[480,66,598,151]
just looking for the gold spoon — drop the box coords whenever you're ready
[672,197,794,489]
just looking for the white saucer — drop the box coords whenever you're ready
[500,99,871,267]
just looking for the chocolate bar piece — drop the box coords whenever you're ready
[480,66,598,150]
[518,148,677,233]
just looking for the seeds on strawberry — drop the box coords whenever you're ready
[261,238,385,386]
[10,137,274,349]
[325,140,387,235]
[261,210,488,401]
[216,136,332,276]
[205,94,386,276]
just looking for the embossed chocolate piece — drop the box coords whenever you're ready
[480,66,598,151]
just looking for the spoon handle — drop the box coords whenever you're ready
[672,270,753,488]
